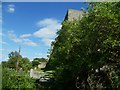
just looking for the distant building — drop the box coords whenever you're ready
[64,9,84,21]
[38,62,47,69]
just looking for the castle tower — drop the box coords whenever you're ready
[64,9,84,21]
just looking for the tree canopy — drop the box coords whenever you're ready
[2,51,32,71]
[47,2,120,89]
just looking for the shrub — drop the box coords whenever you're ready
[2,68,36,89]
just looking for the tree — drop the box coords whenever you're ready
[8,51,21,59]
[19,57,32,72]
[7,56,20,69]
[7,51,32,71]
[48,2,120,89]
[2,68,36,89]
[1,61,8,68]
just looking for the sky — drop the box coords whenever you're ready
[1,2,88,62]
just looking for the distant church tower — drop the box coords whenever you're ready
[16,46,21,72]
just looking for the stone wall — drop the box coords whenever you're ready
[30,69,41,79]
[38,62,47,69]
[65,9,84,21]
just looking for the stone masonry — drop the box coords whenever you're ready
[64,9,84,21]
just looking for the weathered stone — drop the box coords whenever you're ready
[64,9,84,21]
[38,62,47,69]
[30,69,40,79]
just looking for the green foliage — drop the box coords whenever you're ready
[1,61,8,68]
[1,2,120,89]
[19,57,32,72]
[8,51,22,58]
[7,56,20,69]
[0,64,2,90]
[4,51,32,71]
[48,2,120,89]
[6,57,32,71]
[2,67,36,89]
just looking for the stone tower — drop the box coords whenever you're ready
[64,9,84,21]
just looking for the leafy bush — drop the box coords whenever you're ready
[2,68,36,89]
[48,2,120,89]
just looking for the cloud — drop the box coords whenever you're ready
[33,18,62,46]
[42,38,54,46]
[8,31,38,46]
[8,31,22,43]
[0,32,7,45]
[0,16,2,24]
[0,32,2,36]
[7,18,62,47]
[22,38,38,46]
[0,41,7,45]
[34,27,56,39]
[7,4,15,13]
[0,48,3,51]
[37,18,60,27]
[35,53,48,58]
[20,34,32,38]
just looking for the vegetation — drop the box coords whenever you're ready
[1,51,48,89]
[2,51,32,72]
[1,2,120,89]
[47,2,120,89]
[2,68,36,89]
[2,51,36,89]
